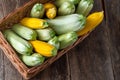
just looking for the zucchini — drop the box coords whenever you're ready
[48,36,60,49]
[55,0,80,7]
[30,40,58,57]
[3,29,33,55]
[36,28,55,41]
[20,18,49,29]
[58,31,78,49]
[58,1,75,16]
[30,3,45,18]
[76,0,94,16]
[12,24,37,40]
[22,53,45,66]
[47,14,86,35]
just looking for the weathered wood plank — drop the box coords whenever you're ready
[0,1,4,19]
[104,0,120,80]
[4,56,23,80]
[31,55,69,80]
[0,49,4,80]
[18,0,30,6]
[67,0,114,80]
[0,0,19,18]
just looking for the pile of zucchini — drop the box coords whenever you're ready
[3,0,94,67]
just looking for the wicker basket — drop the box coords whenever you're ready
[0,0,90,79]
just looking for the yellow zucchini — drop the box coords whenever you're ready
[77,11,104,36]
[44,3,57,19]
[30,40,57,57]
[20,18,48,29]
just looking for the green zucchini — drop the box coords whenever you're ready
[30,3,45,18]
[46,14,86,35]
[3,29,33,55]
[12,24,37,40]
[58,1,75,16]
[48,36,60,49]
[22,53,45,66]
[55,0,80,7]
[36,28,55,41]
[58,31,78,49]
[76,0,94,16]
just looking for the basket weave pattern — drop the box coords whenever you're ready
[0,0,90,79]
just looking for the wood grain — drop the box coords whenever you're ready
[104,0,120,80]
[0,1,4,19]
[0,49,4,80]
[31,55,69,80]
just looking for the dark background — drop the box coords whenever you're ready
[0,0,120,80]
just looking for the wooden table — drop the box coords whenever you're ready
[0,0,120,80]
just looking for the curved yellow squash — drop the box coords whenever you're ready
[30,40,57,57]
[77,11,104,36]
[44,3,57,19]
